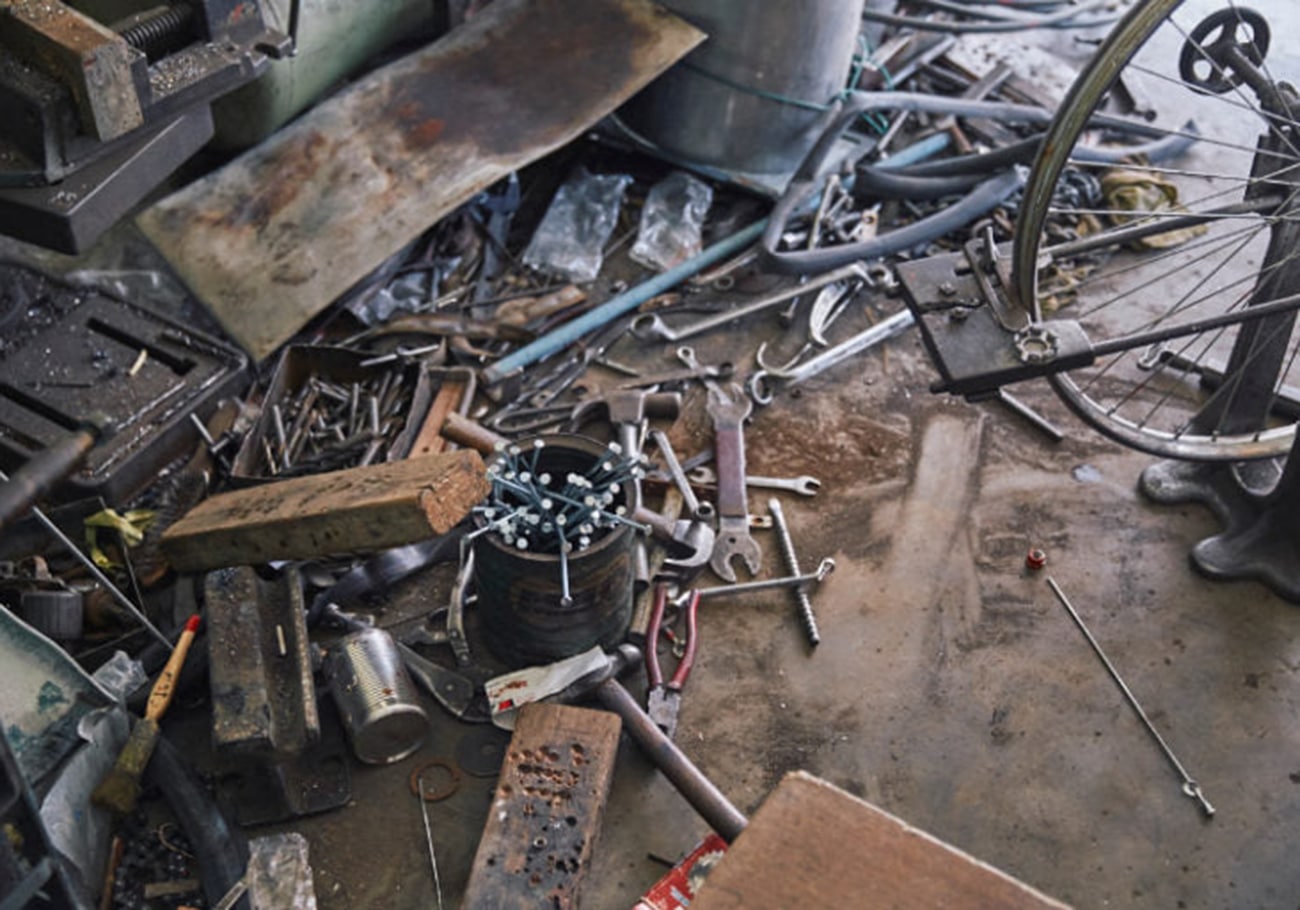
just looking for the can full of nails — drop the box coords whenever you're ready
[474,434,637,668]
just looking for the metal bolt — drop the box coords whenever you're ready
[767,498,821,646]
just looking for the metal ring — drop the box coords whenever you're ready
[409,759,462,802]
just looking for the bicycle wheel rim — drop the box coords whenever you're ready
[1012,0,1300,461]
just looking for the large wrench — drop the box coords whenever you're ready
[705,382,763,582]
[630,262,869,343]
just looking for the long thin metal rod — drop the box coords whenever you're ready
[417,773,445,910]
[1047,577,1214,818]
[0,469,171,649]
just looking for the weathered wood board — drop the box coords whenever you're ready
[691,771,1071,910]
[160,449,487,571]
[136,0,704,360]
[461,703,621,909]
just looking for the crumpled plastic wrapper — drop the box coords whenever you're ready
[249,832,318,909]
[631,171,713,271]
[1102,168,1208,250]
[523,169,632,282]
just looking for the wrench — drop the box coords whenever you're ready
[705,382,763,582]
[686,465,821,498]
[630,262,870,343]
[650,429,715,521]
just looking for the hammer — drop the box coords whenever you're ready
[552,644,748,842]
[568,391,682,591]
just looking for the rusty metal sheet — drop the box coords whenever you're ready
[137,0,704,362]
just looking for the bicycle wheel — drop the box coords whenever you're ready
[1012,0,1300,460]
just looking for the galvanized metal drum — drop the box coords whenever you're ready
[619,0,867,175]
[474,435,636,668]
[324,626,428,764]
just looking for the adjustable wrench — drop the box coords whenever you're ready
[705,382,763,582]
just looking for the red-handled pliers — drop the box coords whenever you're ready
[645,582,699,740]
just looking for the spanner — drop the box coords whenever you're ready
[631,262,870,343]
[650,429,715,521]
[671,557,835,608]
[705,382,763,582]
[686,465,821,498]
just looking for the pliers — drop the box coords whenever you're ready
[645,582,699,740]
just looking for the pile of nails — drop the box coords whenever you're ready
[260,370,414,477]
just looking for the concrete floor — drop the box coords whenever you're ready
[262,304,1300,910]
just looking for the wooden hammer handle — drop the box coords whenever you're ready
[145,615,201,722]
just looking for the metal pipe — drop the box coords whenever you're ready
[0,428,98,531]
[594,678,748,842]
[480,219,768,387]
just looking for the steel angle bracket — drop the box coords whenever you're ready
[895,247,1094,399]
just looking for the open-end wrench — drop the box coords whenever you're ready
[686,465,821,498]
[630,262,870,344]
[705,382,763,582]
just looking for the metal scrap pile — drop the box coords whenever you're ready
[0,1,1166,908]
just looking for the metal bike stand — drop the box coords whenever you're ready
[1141,449,1300,602]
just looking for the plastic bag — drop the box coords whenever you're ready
[631,171,713,271]
[248,832,318,909]
[522,169,632,282]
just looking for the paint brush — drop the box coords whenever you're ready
[92,614,202,815]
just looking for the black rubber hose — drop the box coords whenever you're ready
[851,126,1200,203]
[763,168,1024,273]
[146,735,250,910]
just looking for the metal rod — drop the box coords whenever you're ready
[594,678,748,842]
[1046,577,1214,818]
[417,773,446,910]
[0,469,171,649]
[481,219,769,386]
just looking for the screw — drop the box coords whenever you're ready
[767,498,821,646]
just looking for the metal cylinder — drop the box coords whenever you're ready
[474,435,636,668]
[18,588,83,641]
[324,627,428,765]
[619,0,867,175]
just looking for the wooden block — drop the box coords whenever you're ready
[462,703,621,909]
[159,449,488,571]
[136,0,703,360]
[691,771,1070,910]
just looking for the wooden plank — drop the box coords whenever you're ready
[135,0,704,361]
[159,449,487,571]
[462,703,621,909]
[692,771,1071,910]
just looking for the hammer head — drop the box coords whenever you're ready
[568,390,681,432]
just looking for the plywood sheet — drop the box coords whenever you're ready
[691,771,1070,910]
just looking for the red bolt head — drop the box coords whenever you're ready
[1025,548,1047,571]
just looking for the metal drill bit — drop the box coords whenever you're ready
[768,498,821,646]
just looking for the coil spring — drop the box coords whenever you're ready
[117,4,196,58]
